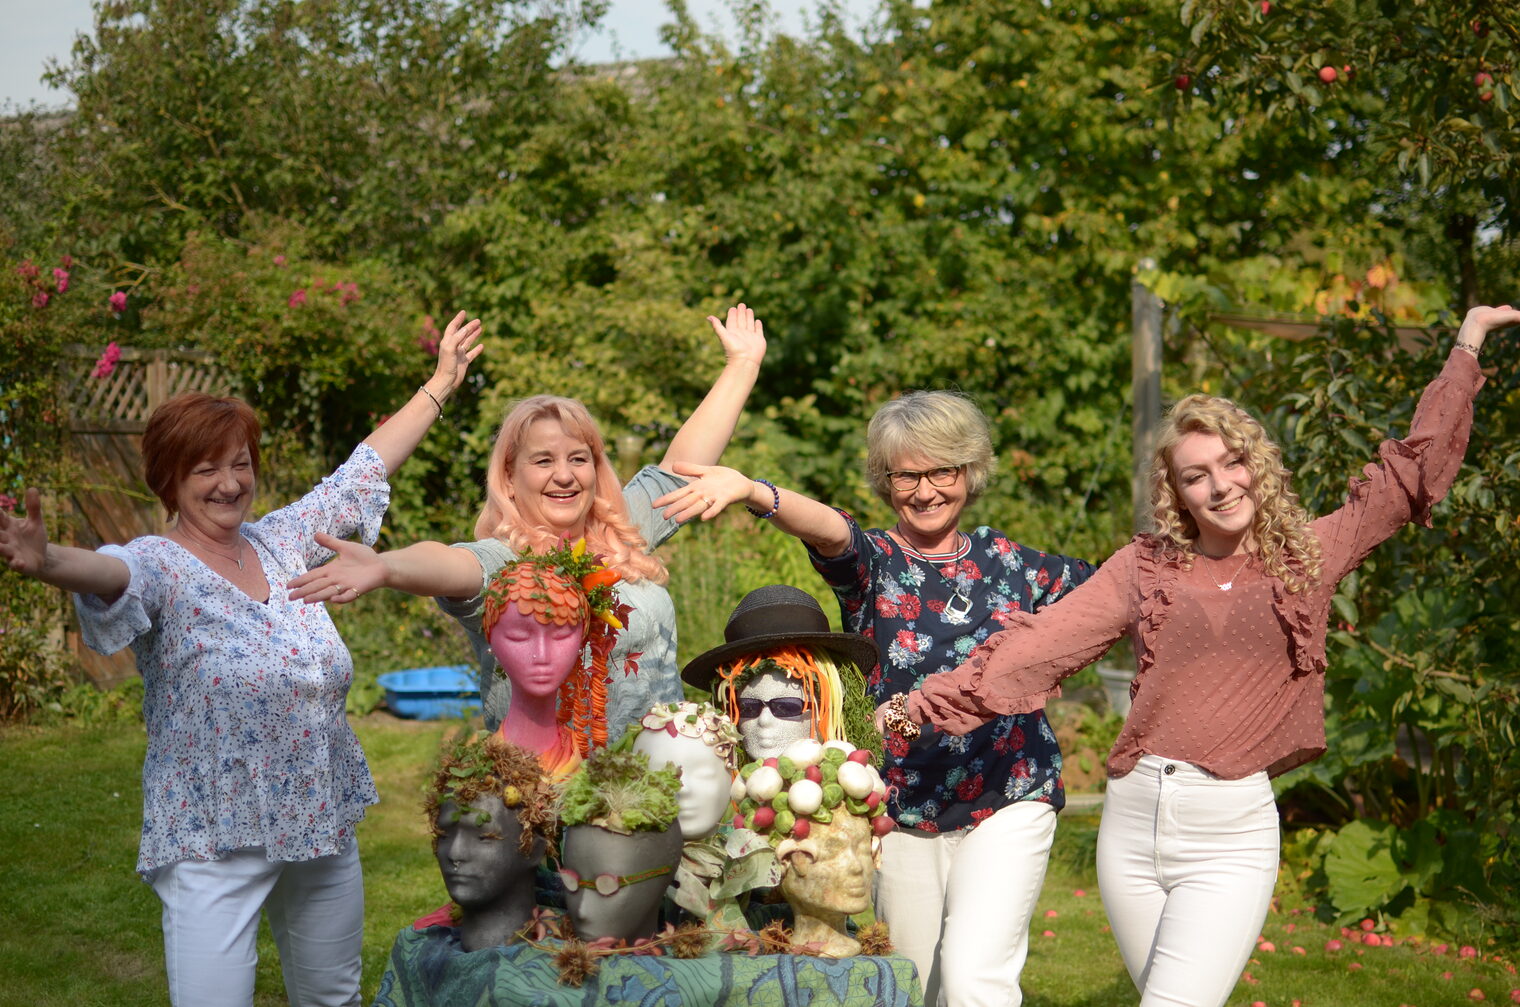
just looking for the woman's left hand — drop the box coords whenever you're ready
[653,462,757,523]
[709,303,766,369]
[873,699,893,735]
[428,311,485,396]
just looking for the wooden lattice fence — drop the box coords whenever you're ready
[61,345,231,687]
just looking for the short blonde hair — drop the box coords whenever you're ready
[1149,394,1322,593]
[865,391,994,505]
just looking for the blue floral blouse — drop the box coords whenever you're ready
[74,444,388,875]
[809,515,1095,832]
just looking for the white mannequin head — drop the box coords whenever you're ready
[631,702,741,840]
[736,669,811,762]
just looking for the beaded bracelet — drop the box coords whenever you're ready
[1456,340,1482,357]
[746,478,781,520]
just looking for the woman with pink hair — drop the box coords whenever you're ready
[290,305,765,740]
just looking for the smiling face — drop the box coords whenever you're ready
[173,442,256,538]
[509,418,598,538]
[1170,431,1256,556]
[487,604,585,701]
[434,795,534,910]
[886,452,968,553]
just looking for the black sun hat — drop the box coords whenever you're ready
[680,584,881,691]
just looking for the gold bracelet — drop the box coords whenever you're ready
[883,692,921,741]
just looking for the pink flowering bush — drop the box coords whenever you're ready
[91,342,122,379]
[108,291,127,313]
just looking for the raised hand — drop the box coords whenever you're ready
[287,533,389,605]
[0,488,48,578]
[653,462,758,523]
[709,303,767,369]
[428,311,485,396]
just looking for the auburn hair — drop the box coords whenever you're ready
[1148,394,1322,593]
[141,393,262,519]
[475,395,667,585]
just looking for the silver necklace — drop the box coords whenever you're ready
[183,532,244,570]
[899,530,973,624]
[1200,552,1250,591]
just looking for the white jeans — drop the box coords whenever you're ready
[1097,756,1279,1007]
[876,800,1057,1007]
[148,844,364,1007]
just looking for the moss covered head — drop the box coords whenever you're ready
[424,730,558,857]
[559,747,682,835]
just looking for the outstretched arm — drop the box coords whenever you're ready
[652,462,852,558]
[0,489,130,602]
[658,304,766,470]
[287,537,485,605]
[363,311,484,475]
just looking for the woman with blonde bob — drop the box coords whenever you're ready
[885,304,1519,1007]
[290,305,766,740]
[658,389,1096,1007]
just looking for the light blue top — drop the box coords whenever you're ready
[436,465,688,738]
[74,445,388,874]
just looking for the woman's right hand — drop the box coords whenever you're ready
[0,488,49,578]
[1456,303,1520,356]
[653,462,758,523]
[287,533,389,605]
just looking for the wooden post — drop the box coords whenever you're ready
[1132,259,1163,533]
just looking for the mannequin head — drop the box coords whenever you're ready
[480,544,626,755]
[486,604,585,701]
[731,741,893,956]
[557,747,683,942]
[734,668,812,762]
[424,732,556,950]
[631,701,742,840]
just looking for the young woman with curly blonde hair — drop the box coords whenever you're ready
[883,304,1518,1007]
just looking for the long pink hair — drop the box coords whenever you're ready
[475,395,669,585]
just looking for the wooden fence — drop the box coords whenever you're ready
[60,345,230,687]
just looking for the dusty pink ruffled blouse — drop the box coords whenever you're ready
[910,350,1484,780]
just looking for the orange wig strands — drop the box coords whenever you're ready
[713,646,843,745]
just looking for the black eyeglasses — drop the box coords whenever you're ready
[887,466,963,491]
[737,697,809,721]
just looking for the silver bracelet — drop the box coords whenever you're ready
[1455,340,1482,357]
[418,385,444,419]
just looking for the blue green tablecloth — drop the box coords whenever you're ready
[373,925,924,1007]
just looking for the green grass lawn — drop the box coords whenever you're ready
[1,716,1514,1006]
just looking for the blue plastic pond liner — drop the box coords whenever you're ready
[378,665,482,720]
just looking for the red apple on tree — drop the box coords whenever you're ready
[1259,1,1270,13]
[1318,66,1338,84]
[1175,74,1191,90]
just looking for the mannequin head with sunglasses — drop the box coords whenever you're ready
[630,701,742,840]
[558,747,684,942]
[735,667,813,762]
[424,732,557,951]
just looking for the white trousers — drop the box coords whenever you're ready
[148,844,364,1007]
[876,800,1057,1007]
[1097,755,1279,1007]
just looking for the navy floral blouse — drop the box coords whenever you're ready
[809,515,1095,832]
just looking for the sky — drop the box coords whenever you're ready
[1,0,870,110]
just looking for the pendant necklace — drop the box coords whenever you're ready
[1201,552,1250,591]
[179,527,244,570]
[898,528,973,625]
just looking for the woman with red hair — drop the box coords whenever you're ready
[289,305,766,741]
[0,313,483,1007]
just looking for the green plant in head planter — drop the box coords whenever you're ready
[423,730,558,951]
[557,746,684,943]
[732,740,895,957]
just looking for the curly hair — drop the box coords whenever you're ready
[425,731,558,858]
[1148,394,1322,593]
[865,390,995,506]
[475,395,668,585]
